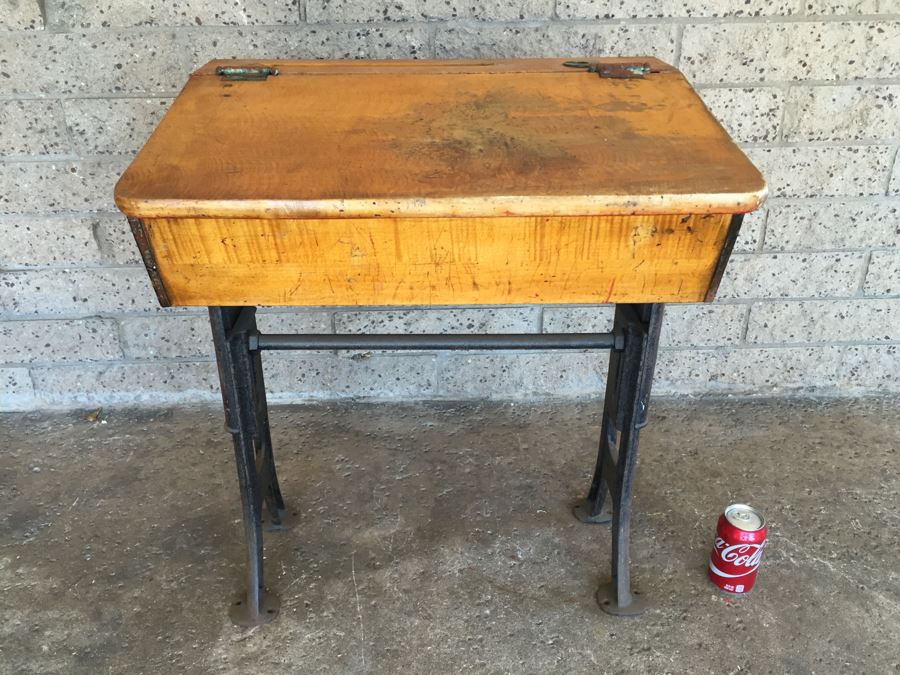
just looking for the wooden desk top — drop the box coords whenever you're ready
[115,57,765,220]
[116,57,764,308]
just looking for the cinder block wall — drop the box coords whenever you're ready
[1,1,898,410]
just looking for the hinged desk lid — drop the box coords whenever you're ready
[114,57,766,220]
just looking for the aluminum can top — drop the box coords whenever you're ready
[724,503,765,532]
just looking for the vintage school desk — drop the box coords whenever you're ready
[115,57,766,626]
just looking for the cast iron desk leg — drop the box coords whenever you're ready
[207,303,658,623]
[574,303,664,616]
[209,306,288,626]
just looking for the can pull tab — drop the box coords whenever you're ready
[562,61,653,79]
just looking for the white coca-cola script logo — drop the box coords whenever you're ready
[709,537,766,578]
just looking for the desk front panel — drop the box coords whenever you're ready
[135,213,736,307]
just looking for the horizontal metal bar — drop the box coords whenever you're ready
[252,332,619,351]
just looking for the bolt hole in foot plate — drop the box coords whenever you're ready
[595,583,647,617]
[229,591,281,626]
[572,499,612,525]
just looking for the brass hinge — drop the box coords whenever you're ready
[562,61,652,79]
[215,66,279,81]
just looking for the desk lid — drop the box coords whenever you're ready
[115,57,766,220]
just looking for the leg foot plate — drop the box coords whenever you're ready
[229,591,280,626]
[595,583,647,617]
[263,507,299,533]
[573,499,612,525]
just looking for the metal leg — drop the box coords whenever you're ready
[575,303,664,616]
[209,306,285,626]
[205,302,657,623]
[248,342,295,532]
[573,343,621,525]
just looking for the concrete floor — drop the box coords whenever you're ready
[0,397,897,674]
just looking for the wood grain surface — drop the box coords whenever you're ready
[115,58,766,220]
[142,213,734,306]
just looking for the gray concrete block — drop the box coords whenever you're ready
[287,25,429,60]
[331,353,437,398]
[864,250,900,296]
[260,354,337,398]
[336,307,538,334]
[542,304,745,347]
[439,352,605,398]
[662,304,747,346]
[0,32,186,97]
[655,346,843,394]
[783,85,900,142]
[434,24,555,58]
[558,0,795,18]
[2,28,426,98]
[802,0,879,13]
[0,318,121,364]
[891,157,900,195]
[681,21,900,83]
[0,0,43,29]
[745,146,894,198]
[747,299,900,344]
[553,22,679,60]
[91,213,142,265]
[45,0,300,30]
[256,311,332,334]
[0,160,127,214]
[0,367,34,410]
[263,353,437,400]
[0,268,160,318]
[840,344,899,393]
[0,30,224,97]
[30,361,220,406]
[0,101,69,157]
[697,87,783,143]
[307,0,553,22]
[120,314,214,359]
[4,24,633,97]
[63,98,172,155]
[764,201,899,251]
[65,31,213,97]
[121,311,332,359]
[718,252,865,299]
[0,214,102,267]
[542,306,614,333]
[434,23,677,60]
[0,33,60,97]
[735,206,764,253]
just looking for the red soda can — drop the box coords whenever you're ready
[708,503,767,594]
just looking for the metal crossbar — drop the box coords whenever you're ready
[251,332,621,351]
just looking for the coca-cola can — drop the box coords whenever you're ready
[708,503,767,594]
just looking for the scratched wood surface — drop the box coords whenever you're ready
[142,213,733,306]
[115,58,766,220]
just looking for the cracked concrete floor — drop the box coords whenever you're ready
[0,397,898,674]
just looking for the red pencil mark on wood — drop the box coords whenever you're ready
[604,277,616,303]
